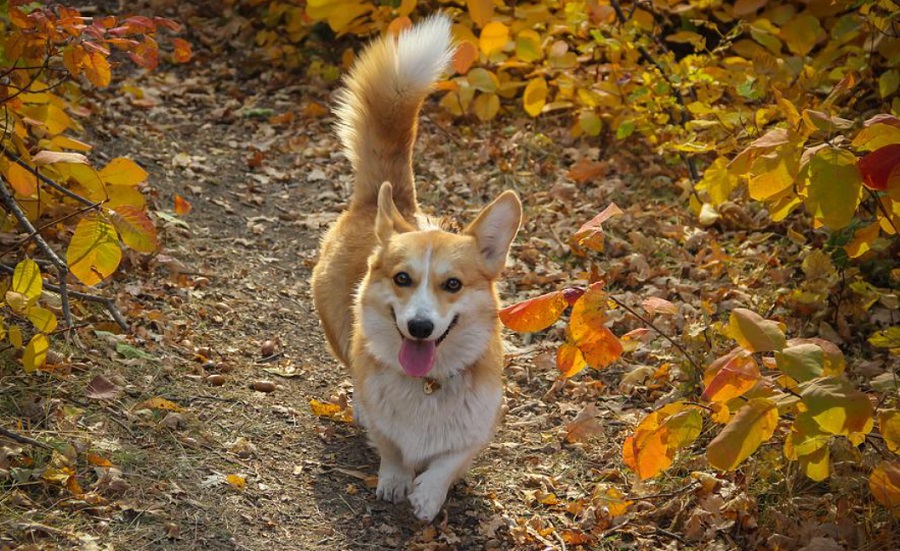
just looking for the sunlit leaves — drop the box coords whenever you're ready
[728,308,786,353]
[879,411,900,453]
[701,348,760,403]
[110,206,158,253]
[805,147,862,230]
[571,203,622,253]
[556,342,588,378]
[67,214,122,286]
[27,307,58,334]
[500,290,569,332]
[309,399,353,423]
[98,157,148,186]
[569,284,623,369]
[869,462,900,519]
[11,258,42,308]
[799,377,874,441]
[479,21,508,56]
[858,144,900,191]
[707,398,778,471]
[523,78,547,117]
[623,402,702,480]
[23,333,49,373]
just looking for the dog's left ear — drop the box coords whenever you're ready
[376,182,413,243]
[464,191,522,277]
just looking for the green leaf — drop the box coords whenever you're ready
[467,68,498,93]
[707,397,779,471]
[879,70,899,99]
[775,343,824,382]
[728,308,786,352]
[804,147,862,230]
[116,342,159,362]
[616,120,635,140]
[515,29,543,62]
[869,326,900,349]
[800,377,874,441]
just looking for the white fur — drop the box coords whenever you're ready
[396,14,455,93]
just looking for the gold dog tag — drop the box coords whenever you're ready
[423,378,440,394]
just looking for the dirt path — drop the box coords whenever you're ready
[18,39,616,550]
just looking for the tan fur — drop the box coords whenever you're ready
[310,16,522,521]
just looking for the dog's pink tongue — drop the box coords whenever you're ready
[399,339,437,377]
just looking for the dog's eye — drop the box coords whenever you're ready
[393,272,412,287]
[443,277,462,293]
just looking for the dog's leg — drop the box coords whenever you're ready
[374,439,414,504]
[408,447,479,522]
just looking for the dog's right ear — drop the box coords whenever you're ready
[376,182,413,243]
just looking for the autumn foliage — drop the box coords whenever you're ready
[1,3,189,369]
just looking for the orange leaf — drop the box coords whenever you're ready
[7,163,37,195]
[174,194,192,215]
[171,37,192,63]
[309,399,353,423]
[623,402,701,479]
[557,341,588,378]
[701,348,761,403]
[452,41,478,75]
[499,290,568,332]
[110,205,158,253]
[85,51,111,87]
[134,396,184,412]
[567,159,608,184]
[869,461,900,519]
[569,283,623,368]
[571,203,623,253]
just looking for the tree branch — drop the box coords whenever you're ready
[0,426,52,450]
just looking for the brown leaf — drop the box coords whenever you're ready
[565,403,603,443]
[86,375,121,400]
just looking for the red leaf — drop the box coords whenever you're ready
[858,144,900,191]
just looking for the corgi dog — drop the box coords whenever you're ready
[310,15,522,522]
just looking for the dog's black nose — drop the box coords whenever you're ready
[407,318,434,339]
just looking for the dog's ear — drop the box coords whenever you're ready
[376,182,413,243]
[464,190,522,277]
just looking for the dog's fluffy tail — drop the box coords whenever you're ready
[334,15,454,214]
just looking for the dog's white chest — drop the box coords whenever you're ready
[361,371,501,469]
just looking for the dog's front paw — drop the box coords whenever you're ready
[408,477,448,522]
[376,468,413,504]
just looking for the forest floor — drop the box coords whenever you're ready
[2,4,898,551]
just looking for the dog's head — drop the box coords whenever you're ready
[356,182,522,379]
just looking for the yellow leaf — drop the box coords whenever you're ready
[523,77,547,118]
[695,157,736,206]
[49,135,93,152]
[7,163,38,195]
[578,111,602,137]
[845,221,881,258]
[569,284,623,369]
[780,14,821,56]
[99,157,148,186]
[798,444,829,482]
[8,324,23,349]
[515,29,543,62]
[804,147,862,230]
[472,92,499,121]
[879,411,900,453]
[869,461,900,518]
[800,377,874,439]
[66,214,122,286]
[27,306,58,333]
[467,68,498,93]
[728,308,786,353]
[479,21,508,56]
[466,0,493,28]
[226,474,247,490]
[23,333,49,373]
[106,185,147,210]
[309,399,353,423]
[707,397,779,471]
[12,258,42,303]
[134,396,184,412]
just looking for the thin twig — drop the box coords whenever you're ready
[0,426,53,449]
[0,173,75,329]
[607,294,704,373]
[2,147,100,207]
[0,198,103,259]
[0,264,128,331]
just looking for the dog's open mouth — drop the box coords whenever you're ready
[393,312,459,378]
